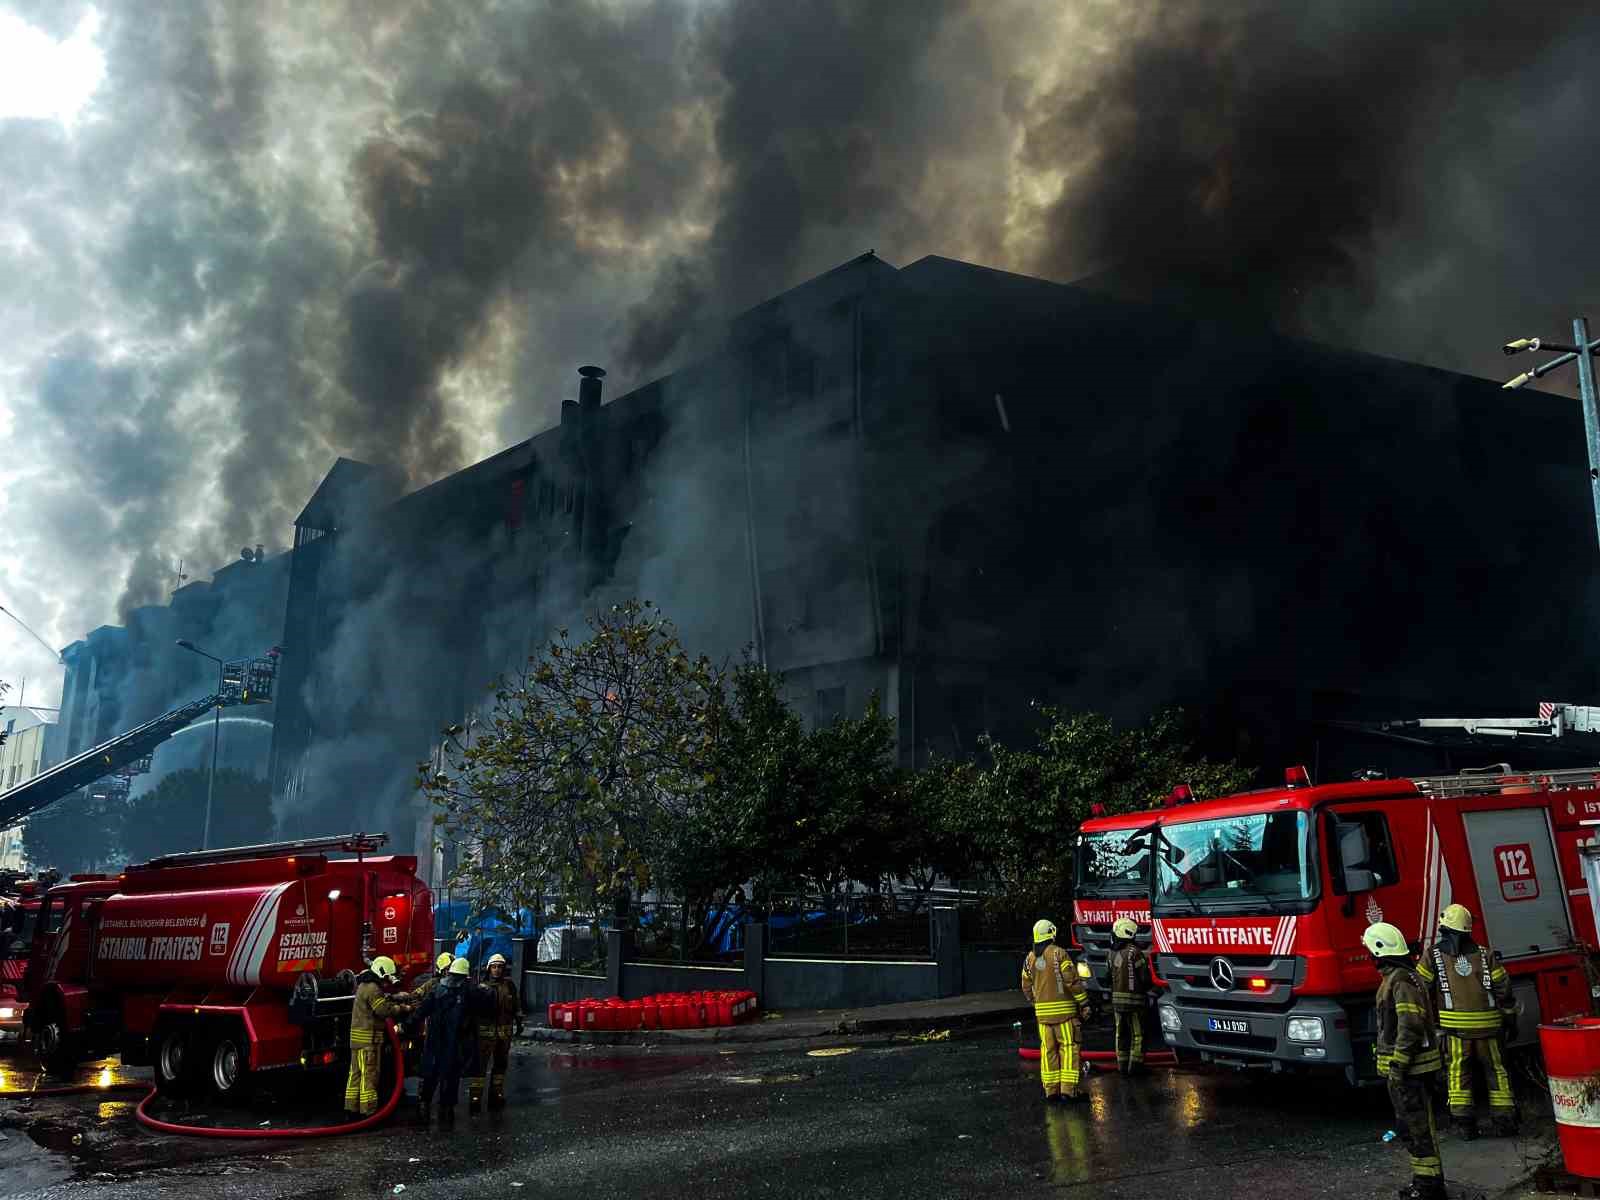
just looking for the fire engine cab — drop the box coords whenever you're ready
[1151,765,1595,1083]
[1073,806,1163,995]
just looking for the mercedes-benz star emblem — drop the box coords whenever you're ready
[1209,957,1235,990]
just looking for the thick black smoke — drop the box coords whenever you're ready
[11,0,1600,721]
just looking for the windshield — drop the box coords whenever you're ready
[2,903,38,959]
[1076,830,1152,896]
[1154,810,1314,911]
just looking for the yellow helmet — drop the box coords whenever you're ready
[1032,919,1057,943]
[486,953,508,969]
[370,955,399,982]
[1361,922,1409,959]
[449,956,472,976]
[435,952,454,972]
[1440,904,1474,933]
[1112,916,1138,941]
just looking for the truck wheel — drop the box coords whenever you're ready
[207,1028,252,1102]
[33,1003,80,1076]
[155,1027,193,1097]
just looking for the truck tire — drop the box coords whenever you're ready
[206,1025,252,1103]
[155,1026,194,1097]
[32,1000,80,1076]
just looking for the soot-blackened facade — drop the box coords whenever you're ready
[248,250,1600,848]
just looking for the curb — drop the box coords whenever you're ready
[516,1006,1035,1048]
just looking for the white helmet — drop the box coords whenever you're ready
[486,953,508,969]
[1361,923,1409,959]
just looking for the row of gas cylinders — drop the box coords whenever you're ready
[546,990,759,1032]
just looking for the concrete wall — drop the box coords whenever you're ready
[962,947,1020,994]
[761,956,940,1009]
[522,969,608,1013]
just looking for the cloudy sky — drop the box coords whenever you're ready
[2,0,1598,710]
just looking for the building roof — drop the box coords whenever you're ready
[295,458,403,533]
[0,705,59,731]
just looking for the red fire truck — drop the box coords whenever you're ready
[1072,807,1163,995]
[1151,765,1595,1083]
[1,875,49,1043]
[20,834,434,1100]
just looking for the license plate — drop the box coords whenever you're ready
[1207,1018,1249,1034]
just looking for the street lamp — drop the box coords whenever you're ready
[175,639,223,850]
[1502,318,1600,551]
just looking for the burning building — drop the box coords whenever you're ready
[52,250,1600,858]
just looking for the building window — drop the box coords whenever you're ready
[816,686,846,726]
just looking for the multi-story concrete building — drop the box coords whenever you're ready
[1,704,58,869]
[53,250,1600,862]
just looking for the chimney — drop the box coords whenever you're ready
[577,366,607,575]
[578,364,605,412]
[255,544,265,562]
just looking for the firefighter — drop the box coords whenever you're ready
[1416,903,1518,1138]
[1365,921,1446,1200]
[405,956,479,1123]
[405,952,455,1005]
[1021,919,1090,1103]
[344,954,414,1117]
[1108,916,1150,1075]
[469,951,522,1111]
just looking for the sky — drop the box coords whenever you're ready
[3,0,1600,712]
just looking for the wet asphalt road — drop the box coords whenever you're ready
[0,1030,1539,1200]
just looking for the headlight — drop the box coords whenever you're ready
[1286,1017,1324,1043]
[0,1007,13,1020]
[1077,962,1092,979]
[1159,1005,1181,1032]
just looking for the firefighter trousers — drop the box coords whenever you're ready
[1388,1073,1444,1192]
[344,1045,381,1116]
[420,1068,462,1111]
[1037,1020,1082,1098]
[470,1035,510,1106]
[1113,1009,1144,1068]
[1443,1034,1514,1118]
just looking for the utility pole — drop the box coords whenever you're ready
[1503,320,1600,551]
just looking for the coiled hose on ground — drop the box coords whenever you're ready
[9,1021,406,1139]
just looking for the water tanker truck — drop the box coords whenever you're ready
[19,833,434,1100]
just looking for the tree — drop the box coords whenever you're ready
[119,768,275,862]
[956,705,1254,917]
[890,756,983,910]
[421,600,722,924]
[23,792,123,874]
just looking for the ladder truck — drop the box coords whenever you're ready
[0,650,279,827]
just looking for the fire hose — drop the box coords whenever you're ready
[135,1020,407,1138]
[11,1021,406,1139]
[1018,1046,1177,1065]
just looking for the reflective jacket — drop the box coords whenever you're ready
[476,975,521,1039]
[1375,960,1442,1077]
[1109,945,1150,1013]
[1021,944,1089,1026]
[1417,942,1513,1040]
[350,974,409,1047]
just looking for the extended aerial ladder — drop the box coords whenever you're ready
[0,651,279,827]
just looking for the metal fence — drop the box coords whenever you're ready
[763,892,936,959]
[627,900,745,964]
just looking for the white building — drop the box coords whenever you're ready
[0,705,58,871]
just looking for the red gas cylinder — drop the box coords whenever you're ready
[548,1002,560,1028]
[559,1003,578,1030]
[712,993,734,1026]
[641,998,660,1030]
[1542,1017,1600,1179]
[580,1001,604,1032]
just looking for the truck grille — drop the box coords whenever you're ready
[1194,1029,1276,1053]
